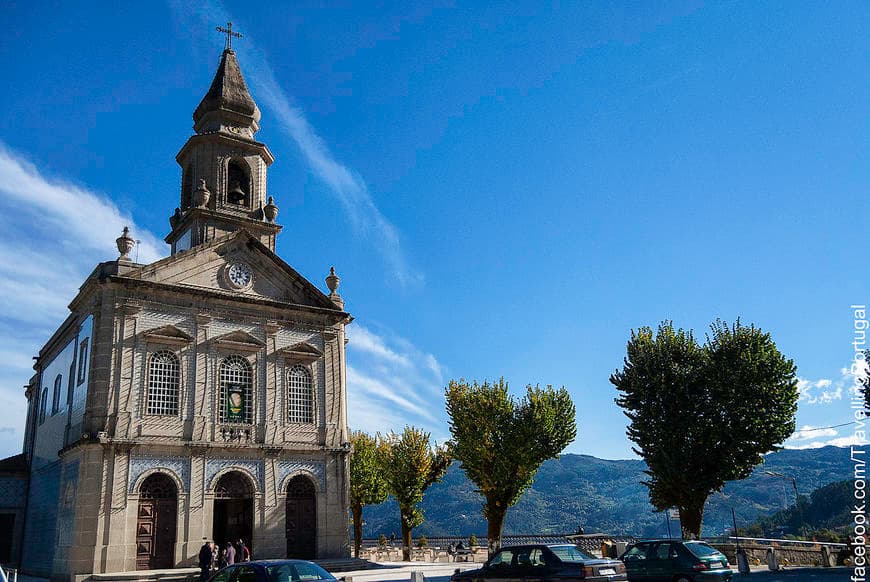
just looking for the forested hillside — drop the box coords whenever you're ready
[361,446,851,538]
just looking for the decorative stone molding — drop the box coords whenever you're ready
[276,342,322,364]
[141,324,194,346]
[205,458,264,492]
[211,330,265,353]
[276,460,325,491]
[128,455,191,493]
[217,425,253,443]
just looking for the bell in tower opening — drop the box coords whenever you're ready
[227,161,250,206]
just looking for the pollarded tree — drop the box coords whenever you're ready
[445,378,576,553]
[611,320,798,539]
[349,431,388,558]
[377,426,451,561]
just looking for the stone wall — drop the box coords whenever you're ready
[711,542,845,567]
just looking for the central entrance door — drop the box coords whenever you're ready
[136,473,177,570]
[212,472,254,552]
[285,476,316,559]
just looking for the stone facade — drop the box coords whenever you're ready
[4,47,352,581]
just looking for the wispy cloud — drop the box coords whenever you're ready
[346,324,448,441]
[0,142,163,457]
[797,368,858,405]
[169,0,421,287]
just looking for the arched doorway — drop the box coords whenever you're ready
[212,471,254,552]
[136,473,178,570]
[285,476,316,559]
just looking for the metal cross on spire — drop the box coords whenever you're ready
[216,22,243,51]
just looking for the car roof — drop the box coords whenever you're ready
[495,544,569,549]
[233,559,321,566]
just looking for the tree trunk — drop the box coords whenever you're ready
[401,513,412,561]
[351,504,363,558]
[486,503,507,558]
[679,502,705,540]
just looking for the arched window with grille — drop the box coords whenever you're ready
[220,355,253,423]
[146,351,180,416]
[287,365,313,424]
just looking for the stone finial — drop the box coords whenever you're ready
[264,196,278,222]
[116,226,136,260]
[194,178,211,207]
[326,267,344,309]
[169,207,182,229]
[326,266,340,293]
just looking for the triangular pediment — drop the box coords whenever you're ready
[141,325,193,345]
[276,342,323,363]
[212,330,265,352]
[123,231,343,313]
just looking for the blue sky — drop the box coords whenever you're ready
[0,1,867,459]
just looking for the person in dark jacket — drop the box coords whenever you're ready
[236,539,251,562]
[198,539,213,581]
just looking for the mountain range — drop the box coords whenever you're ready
[360,445,852,538]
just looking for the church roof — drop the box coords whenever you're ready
[112,229,347,317]
[193,49,261,131]
[0,453,28,475]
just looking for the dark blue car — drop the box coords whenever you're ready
[620,540,732,582]
[209,559,338,582]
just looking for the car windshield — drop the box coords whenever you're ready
[549,545,594,562]
[266,562,336,582]
[685,543,721,558]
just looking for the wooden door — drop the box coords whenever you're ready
[136,474,177,570]
[285,476,316,559]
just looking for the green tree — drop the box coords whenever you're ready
[377,426,451,561]
[611,320,798,539]
[445,378,576,553]
[349,431,389,558]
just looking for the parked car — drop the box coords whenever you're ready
[209,559,338,582]
[450,543,627,581]
[619,540,732,582]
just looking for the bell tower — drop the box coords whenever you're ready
[167,35,281,254]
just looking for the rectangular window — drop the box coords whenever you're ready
[77,339,89,385]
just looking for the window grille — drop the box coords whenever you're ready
[287,365,313,424]
[139,473,178,499]
[220,355,253,423]
[77,339,89,385]
[146,350,180,416]
[52,374,62,414]
[214,471,253,499]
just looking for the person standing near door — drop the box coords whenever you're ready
[198,539,214,581]
[223,541,236,566]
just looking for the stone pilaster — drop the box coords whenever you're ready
[192,313,211,441]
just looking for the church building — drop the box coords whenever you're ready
[0,41,353,580]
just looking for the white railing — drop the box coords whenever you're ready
[725,535,847,548]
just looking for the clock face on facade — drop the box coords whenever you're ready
[226,262,253,290]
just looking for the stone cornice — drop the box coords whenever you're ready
[176,131,274,165]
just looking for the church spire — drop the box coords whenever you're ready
[168,41,280,255]
[193,47,262,135]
